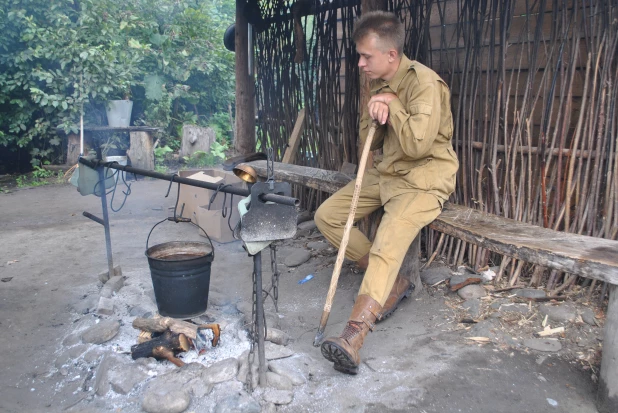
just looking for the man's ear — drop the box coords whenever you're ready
[388,49,399,63]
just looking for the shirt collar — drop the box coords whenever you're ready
[370,54,414,94]
[388,54,414,91]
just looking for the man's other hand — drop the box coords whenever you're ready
[368,93,397,125]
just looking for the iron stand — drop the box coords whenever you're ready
[253,251,267,386]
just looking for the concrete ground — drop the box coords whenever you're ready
[0,178,601,412]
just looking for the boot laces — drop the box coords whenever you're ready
[340,321,362,341]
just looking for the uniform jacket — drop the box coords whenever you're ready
[359,54,459,203]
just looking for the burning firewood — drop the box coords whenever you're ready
[131,330,190,367]
[132,316,201,339]
[132,316,221,353]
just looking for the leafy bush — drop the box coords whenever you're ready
[182,141,227,168]
[208,112,233,143]
[154,144,173,172]
[0,0,146,165]
[0,0,235,168]
[15,165,63,187]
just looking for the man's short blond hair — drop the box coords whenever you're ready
[352,11,405,55]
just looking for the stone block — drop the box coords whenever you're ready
[98,265,122,284]
[96,296,115,316]
[100,275,125,298]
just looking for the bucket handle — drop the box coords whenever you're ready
[146,217,215,260]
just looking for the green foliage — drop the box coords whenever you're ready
[182,141,227,168]
[15,165,63,187]
[0,0,145,165]
[208,112,232,143]
[0,0,235,169]
[31,165,53,180]
[154,144,173,172]
[154,144,173,160]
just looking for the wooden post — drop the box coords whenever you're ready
[235,0,256,155]
[598,285,618,413]
[282,108,306,164]
[66,134,81,166]
[127,131,154,171]
[400,234,423,297]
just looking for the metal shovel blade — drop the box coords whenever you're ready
[240,182,298,242]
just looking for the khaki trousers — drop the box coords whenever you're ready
[315,170,442,306]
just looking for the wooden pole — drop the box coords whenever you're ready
[313,121,377,347]
[235,0,256,155]
[598,285,618,413]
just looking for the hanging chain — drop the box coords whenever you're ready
[246,266,258,390]
[262,243,280,311]
[269,244,280,311]
[245,245,280,390]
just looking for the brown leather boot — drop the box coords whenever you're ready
[377,274,414,322]
[320,295,381,374]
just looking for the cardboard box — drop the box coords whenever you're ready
[176,169,246,243]
[196,204,240,243]
[177,171,222,220]
[177,169,246,221]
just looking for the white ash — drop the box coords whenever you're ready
[51,266,255,412]
[180,314,250,366]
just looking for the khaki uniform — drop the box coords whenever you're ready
[315,55,459,306]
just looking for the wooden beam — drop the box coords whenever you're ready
[235,0,256,155]
[454,140,600,159]
[431,204,618,285]
[245,160,351,194]
[282,108,306,164]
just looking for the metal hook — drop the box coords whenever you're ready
[165,173,178,198]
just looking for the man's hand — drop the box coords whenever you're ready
[367,93,398,125]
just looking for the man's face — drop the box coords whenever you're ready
[356,34,398,81]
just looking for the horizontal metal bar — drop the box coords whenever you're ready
[82,211,104,226]
[264,0,359,24]
[78,157,300,207]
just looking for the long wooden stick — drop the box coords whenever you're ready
[313,121,378,347]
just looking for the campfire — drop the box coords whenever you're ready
[131,317,221,367]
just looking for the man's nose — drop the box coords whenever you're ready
[358,57,366,67]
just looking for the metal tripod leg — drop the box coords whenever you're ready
[99,172,115,277]
[253,251,267,387]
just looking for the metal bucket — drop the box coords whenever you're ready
[106,100,133,127]
[145,219,215,318]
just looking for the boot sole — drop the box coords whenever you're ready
[321,341,359,375]
[378,283,415,322]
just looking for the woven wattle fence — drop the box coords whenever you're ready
[254,0,618,292]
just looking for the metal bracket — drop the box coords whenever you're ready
[239,182,297,242]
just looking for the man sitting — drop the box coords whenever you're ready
[315,11,459,375]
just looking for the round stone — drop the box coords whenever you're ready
[142,385,191,413]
